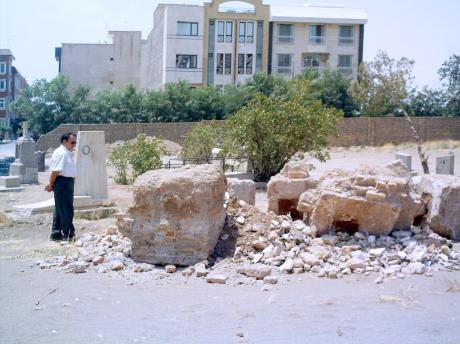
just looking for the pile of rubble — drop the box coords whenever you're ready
[34,161,460,285]
[225,199,459,282]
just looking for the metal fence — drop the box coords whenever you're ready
[162,156,249,173]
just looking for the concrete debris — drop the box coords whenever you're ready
[413,174,460,240]
[165,265,177,273]
[227,179,256,205]
[206,274,227,284]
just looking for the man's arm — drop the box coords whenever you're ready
[45,171,60,192]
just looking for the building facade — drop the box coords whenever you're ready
[0,49,27,128]
[56,1,367,91]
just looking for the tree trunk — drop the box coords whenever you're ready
[402,110,430,174]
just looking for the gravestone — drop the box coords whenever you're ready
[74,131,108,200]
[12,122,38,183]
[436,153,455,175]
[395,152,412,171]
[35,151,45,172]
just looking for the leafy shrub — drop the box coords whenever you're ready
[181,121,219,162]
[109,134,165,184]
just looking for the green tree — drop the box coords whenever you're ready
[223,80,343,181]
[181,121,219,162]
[408,87,448,117]
[297,69,357,117]
[439,54,460,116]
[350,51,414,116]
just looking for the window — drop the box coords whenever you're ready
[277,54,292,74]
[237,54,253,74]
[0,79,6,91]
[246,54,253,74]
[0,98,5,110]
[339,25,354,45]
[338,55,353,73]
[216,53,224,74]
[0,63,6,74]
[224,53,232,74]
[309,25,325,44]
[238,22,254,43]
[303,55,321,70]
[246,22,254,43]
[225,21,233,42]
[217,21,233,42]
[278,24,293,43]
[238,22,246,43]
[238,54,245,74]
[176,55,197,69]
[177,22,198,36]
[217,21,225,42]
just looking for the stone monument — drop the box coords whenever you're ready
[74,131,108,200]
[436,153,455,175]
[395,152,412,171]
[9,122,38,183]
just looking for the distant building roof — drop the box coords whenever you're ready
[270,5,367,24]
[0,49,15,59]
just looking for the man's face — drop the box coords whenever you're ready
[63,135,77,151]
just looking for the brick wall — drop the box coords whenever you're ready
[36,117,460,152]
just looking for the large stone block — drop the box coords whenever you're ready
[121,165,227,266]
[227,178,256,205]
[414,174,460,240]
[436,154,455,175]
[297,160,424,236]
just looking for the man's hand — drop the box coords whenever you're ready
[45,184,54,192]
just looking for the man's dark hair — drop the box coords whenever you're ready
[61,132,76,143]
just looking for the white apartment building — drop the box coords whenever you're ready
[56,0,367,91]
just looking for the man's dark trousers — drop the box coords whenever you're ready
[51,176,75,239]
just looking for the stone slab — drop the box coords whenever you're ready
[12,196,104,216]
[0,176,20,188]
[0,186,24,192]
[74,131,108,200]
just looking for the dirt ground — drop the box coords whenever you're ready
[1,142,460,343]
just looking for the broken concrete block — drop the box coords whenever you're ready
[227,178,256,205]
[414,174,460,240]
[124,165,227,266]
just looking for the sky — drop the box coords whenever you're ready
[0,0,459,89]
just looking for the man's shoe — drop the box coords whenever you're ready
[50,233,62,241]
[62,235,76,243]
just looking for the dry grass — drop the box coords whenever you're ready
[375,140,460,152]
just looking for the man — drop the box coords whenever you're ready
[45,133,78,241]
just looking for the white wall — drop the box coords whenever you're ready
[61,31,143,91]
[271,23,360,79]
[163,5,204,86]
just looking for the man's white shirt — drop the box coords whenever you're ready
[49,145,77,178]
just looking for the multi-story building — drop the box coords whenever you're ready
[56,0,367,91]
[0,49,27,128]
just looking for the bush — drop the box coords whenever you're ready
[181,121,219,162]
[109,134,165,184]
[128,135,165,178]
[108,143,132,185]
[223,80,342,181]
